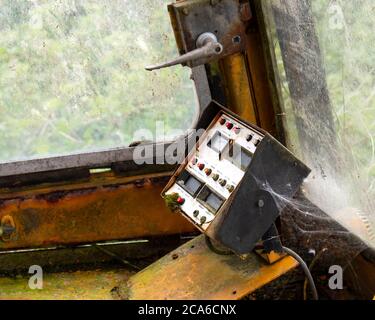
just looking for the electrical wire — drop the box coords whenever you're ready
[203,238,319,300]
[282,246,319,300]
[303,248,327,300]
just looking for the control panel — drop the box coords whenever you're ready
[163,111,264,231]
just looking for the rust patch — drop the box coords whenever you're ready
[0,178,195,250]
[118,235,298,300]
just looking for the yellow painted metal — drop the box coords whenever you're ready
[219,53,258,124]
[245,31,278,136]
[117,235,298,300]
[218,45,277,137]
[0,269,132,300]
[0,173,196,249]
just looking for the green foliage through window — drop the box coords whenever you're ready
[0,0,197,162]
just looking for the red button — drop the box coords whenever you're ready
[226,122,233,130]
[198,163,205,170]
[219,118,226,125]
[177,197,185,205]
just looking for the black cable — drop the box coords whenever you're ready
[204,237,318,300]
[282,246,319,300]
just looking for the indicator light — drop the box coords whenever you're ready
[198,163,205,170]
[226,122,234,130]
[177,197,185,205]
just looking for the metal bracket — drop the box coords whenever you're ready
[168,0,252,67]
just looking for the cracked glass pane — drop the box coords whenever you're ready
[0,0,198,162]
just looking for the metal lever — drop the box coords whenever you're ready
[145,32,223,71]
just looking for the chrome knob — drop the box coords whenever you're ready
[145,32,223,71]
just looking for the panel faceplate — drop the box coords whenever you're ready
[165,112,264,231]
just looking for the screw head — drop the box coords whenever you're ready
[258,199,265,208]
[232,36,241,44]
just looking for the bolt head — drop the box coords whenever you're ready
[258,199,265,208]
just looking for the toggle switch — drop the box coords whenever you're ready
[226,185,235,193]
[246,134,253,142]
[219,179,227,187]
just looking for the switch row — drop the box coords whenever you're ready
[219,118,241,134]
[192,159,235,193]
[221,118,260,146]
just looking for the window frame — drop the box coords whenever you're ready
[0,66,210,183]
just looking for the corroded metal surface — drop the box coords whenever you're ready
[0,269,132,300]
[118,235,298,300]
[0,176,195,250]
[219,53,258,124]
[169,0,251,67]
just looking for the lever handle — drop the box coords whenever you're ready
[145,32,223,71]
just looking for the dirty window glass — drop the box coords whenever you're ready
[0,0,198,163]
[261,0,375,251]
